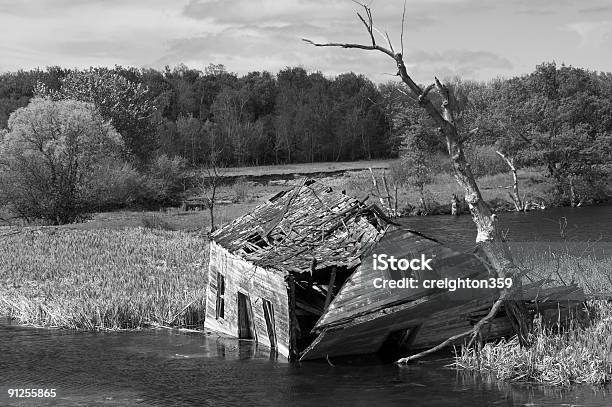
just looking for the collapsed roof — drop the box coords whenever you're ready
[211,179,389,274]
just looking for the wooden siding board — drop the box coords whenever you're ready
[204,242,290,357]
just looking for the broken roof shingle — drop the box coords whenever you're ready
[211,179,389,274]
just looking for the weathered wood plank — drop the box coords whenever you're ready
[204,242,290,358]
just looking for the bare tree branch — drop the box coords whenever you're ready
[302,38,395,58]
[401,0,406,55]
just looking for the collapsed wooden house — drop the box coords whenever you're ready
[203,179,583,361]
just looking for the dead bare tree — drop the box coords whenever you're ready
[368,168,397,217]
[304,2,531,362]
[199,152,224,234]
[495,150,526,212]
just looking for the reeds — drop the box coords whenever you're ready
[453,301,612,385]
[0,228,209,330]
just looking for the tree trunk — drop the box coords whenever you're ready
[303,3,532,353]
[569,175,578,207]
[496,151,524,211]
[397,70,531,345]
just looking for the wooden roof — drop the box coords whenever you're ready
[315,227,492,330]
[211,179,389,274]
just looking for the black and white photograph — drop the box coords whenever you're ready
[1,0,612,406]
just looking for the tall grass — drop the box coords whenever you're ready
[453,301,612,385]
[0,228,209,330]
[512,244,612,295]
[232,177,250,203]
[453,246,612,385]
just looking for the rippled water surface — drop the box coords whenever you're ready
[0,323,610,407]
[1,206,612,406]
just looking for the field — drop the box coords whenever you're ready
[216,159,392,178]
[0,228,209,329]
[1,222,611,385]
[53,164,556,234]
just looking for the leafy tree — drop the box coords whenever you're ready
[0,98,124,224]
[396,130,435,212]
[495,63,612,205]
[34,69,158,163]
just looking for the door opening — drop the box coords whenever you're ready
[237,292,256,340]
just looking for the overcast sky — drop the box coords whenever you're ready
[1,0,611,83]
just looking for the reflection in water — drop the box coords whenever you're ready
[0,322,609,407]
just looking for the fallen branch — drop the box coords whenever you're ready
[397,294,507,363]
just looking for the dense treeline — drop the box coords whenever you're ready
[0,64,392,166]
[1,62,611,223]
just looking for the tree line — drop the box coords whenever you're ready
[0,64,393,167]
[1,62,611,223]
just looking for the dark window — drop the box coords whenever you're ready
[215,273,225,319]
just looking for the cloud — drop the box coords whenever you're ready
[181,0,477,27]
[0,0,213,70]
[404,49,513,80]
[567,21,612,47]
[578,5,612,14]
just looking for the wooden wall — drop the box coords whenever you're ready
[204,241,290,358]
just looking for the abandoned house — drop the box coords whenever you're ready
[204,179,581,361]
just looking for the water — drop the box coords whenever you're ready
[400,205,612,253]
[0,323,609,407]
[1,206,612,406]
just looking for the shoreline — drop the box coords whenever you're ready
[400,197,612,217]
[0,317,222,338]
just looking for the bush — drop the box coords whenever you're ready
[86,159,145,211]
[140,155,188,207]
[232,177,249,203]
[0,98,125,224]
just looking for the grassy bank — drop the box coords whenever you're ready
[453,245,612,386]
[454,301,612,385]
[55,166,565,235]
[0,227,209,329]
